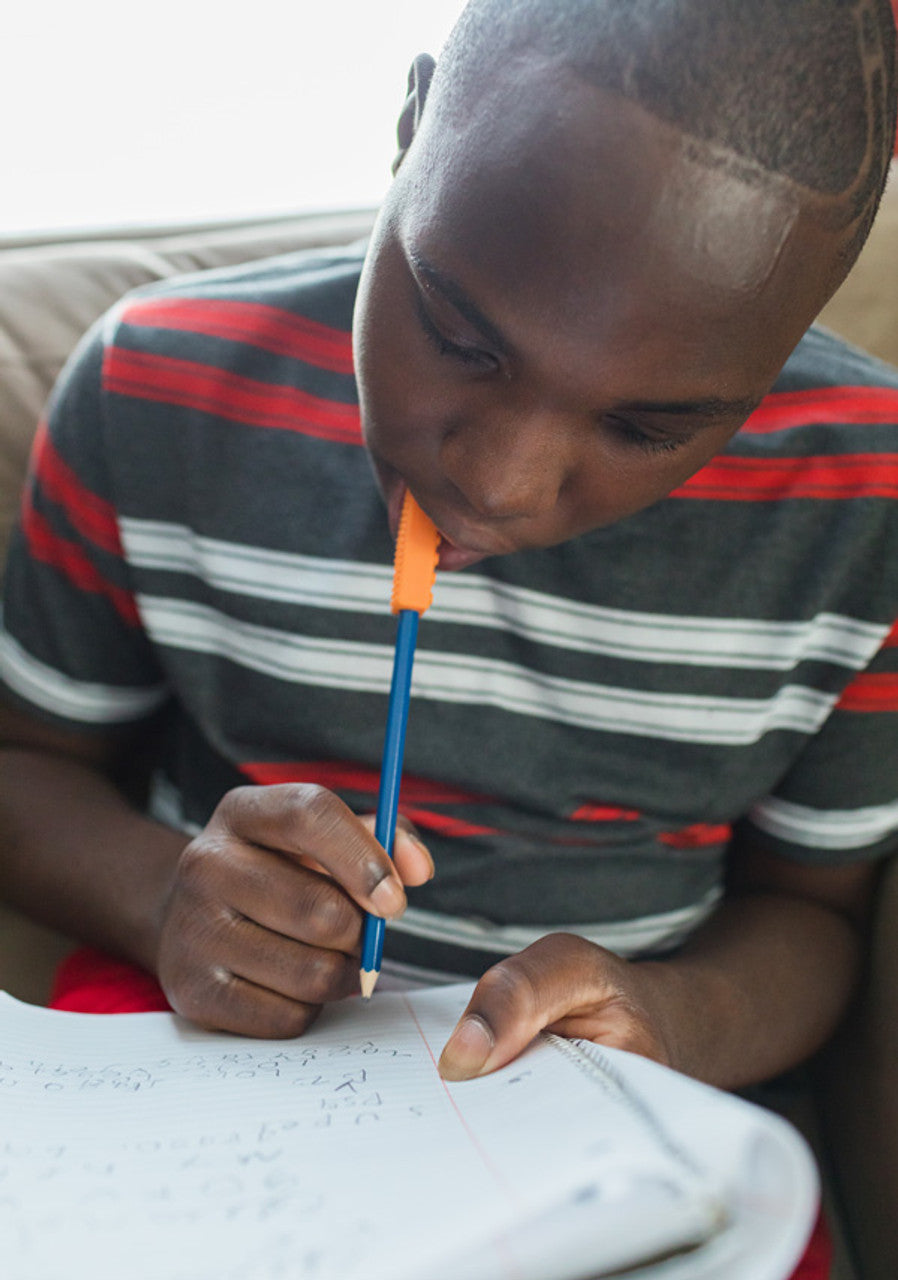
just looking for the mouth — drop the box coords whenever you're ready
[385,476,503,573]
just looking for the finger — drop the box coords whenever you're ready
[168,964,326,1040]
[176,833,365,953]
[212,912,360,1007]
[360,813,435,886]
[438,934,617,1081]
[213,785,408,917]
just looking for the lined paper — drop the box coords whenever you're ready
[0,985,815,1280]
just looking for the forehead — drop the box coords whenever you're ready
[397,66,818,388]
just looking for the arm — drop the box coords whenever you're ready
[0,697,185,971]
[438,833,877,1089]
[0,695,432,1035]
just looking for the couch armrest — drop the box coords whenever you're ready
[815,855,898,1280]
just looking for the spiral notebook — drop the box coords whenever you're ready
[0,983,817,1280]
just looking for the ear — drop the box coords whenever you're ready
[392,53,437,175]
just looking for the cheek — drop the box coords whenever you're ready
[566,438,725,532]
[357,322,460,472]
[355,284,425,443]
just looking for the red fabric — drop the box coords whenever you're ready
[48,947,832,1278]
[49,946,170,1013]
[791,1211,833,1280]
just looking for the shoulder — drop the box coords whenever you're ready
[776,324,898,396]
[89,242,366,435]
[52,241,367,409]
[728,325,898,460]
[114,240,366,333]
[100,242,366,374]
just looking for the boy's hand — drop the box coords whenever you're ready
[156,784,433,1038]
[438,934,676,1080]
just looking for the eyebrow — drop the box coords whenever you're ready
[617,394,761,420]
[408,251,760,424]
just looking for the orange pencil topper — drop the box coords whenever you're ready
[391,491,440,614]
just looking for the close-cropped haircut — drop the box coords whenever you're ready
[434,0,897,273]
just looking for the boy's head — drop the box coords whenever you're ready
[353,0,897,570]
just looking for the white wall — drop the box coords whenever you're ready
[2,0,467,236]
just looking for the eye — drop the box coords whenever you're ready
[414,293,499,372]
[604,415,695,455]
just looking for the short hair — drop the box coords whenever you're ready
[433,0,897,271]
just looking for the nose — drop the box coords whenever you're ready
[438,403,576,522]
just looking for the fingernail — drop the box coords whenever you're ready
[370,875,405,917]
[438,1016,494,1081]
[403,831,435,878]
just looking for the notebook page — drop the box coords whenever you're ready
[0,986,721,1280]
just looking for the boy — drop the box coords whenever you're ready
[0,0,896,1140]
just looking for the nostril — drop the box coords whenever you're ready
[459,462,561,521]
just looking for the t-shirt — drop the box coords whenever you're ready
[3,243,898,980]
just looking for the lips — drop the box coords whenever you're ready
[380,466,506,572]
[436,538,491,572]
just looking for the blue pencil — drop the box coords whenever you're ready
[359,609,420,997]
[360,491,440,998]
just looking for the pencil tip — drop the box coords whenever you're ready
[359,969,379,1000]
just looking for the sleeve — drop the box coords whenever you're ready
[0,313,170,731]
[743,621,898,864]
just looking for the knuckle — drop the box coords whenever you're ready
[301,877,357,944]
[163,961,230,1026]
[299,949,350,1005]
[214,785,256,831]
[290,783,341,830]
[173,837,234,909]
[478,957,541,1020]
[267,1001,321,1040]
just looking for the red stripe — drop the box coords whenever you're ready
[103,347,362,445]
[658,823,732,848]
[240,763,502,838]
[21,493,139,626]
[240,761,492,806]
[742,386,898,433]
[881,620,898,649]
[399,806,501,839]
[30,421,122,556]
[672,453,898,501]
[837,673,898,712]
[570,804,640,822]
[122,297,354,375]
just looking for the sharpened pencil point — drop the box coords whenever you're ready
[360,969,379,1000]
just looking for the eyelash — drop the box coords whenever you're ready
[415,295,497,370]
[414,291,694,454]
[605,416,694,455]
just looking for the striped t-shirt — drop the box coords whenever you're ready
[3,243,898,978]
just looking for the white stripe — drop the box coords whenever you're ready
[138,594,839,745]
[750,795,898,850]
[149,772,202,835]
[120,518,888,673]
[0,624,168,724]
[386,891,722,960]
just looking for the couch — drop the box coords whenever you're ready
[0,175,896,1279]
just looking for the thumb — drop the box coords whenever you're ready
[438,935,606,1081]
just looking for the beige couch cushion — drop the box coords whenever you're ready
[818,165,898,369]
